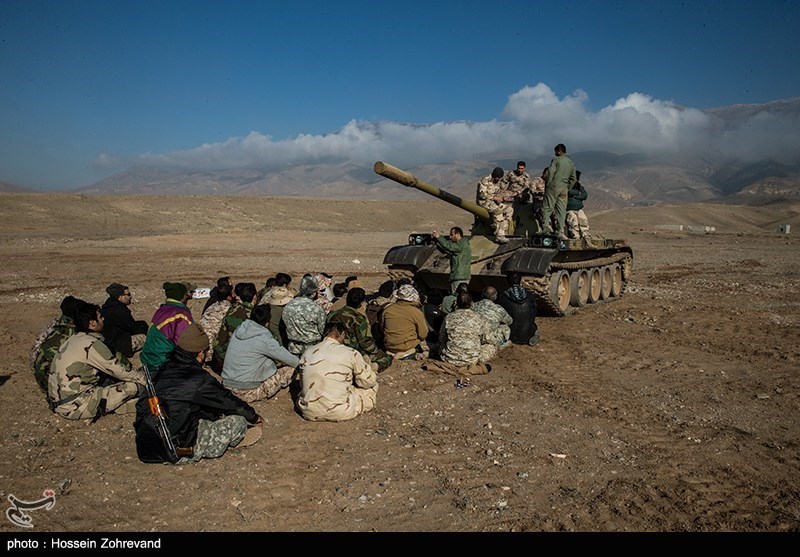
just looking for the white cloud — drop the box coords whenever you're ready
[136,84,800,170]
[93,153,121,169]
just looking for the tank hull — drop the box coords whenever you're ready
[374,161,634,316]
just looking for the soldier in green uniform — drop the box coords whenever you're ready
[327,288,393,372]
[432,226,472,293]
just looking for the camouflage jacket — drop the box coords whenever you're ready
[472,299,513,345]
[282,296,327,355]
[327,306,392,372]
[439,309,494,367]
[501,170,533,197]
[200,299,231,347]
[48,332,143,410]
[212,301,254,364]
[530,176,545,198]
[30,315,75,393]
[476,175,504,208]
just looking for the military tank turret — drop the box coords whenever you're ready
[374,161,633,316]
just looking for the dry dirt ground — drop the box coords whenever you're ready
[0,193,799,534]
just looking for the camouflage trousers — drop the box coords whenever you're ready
[491,325,511,347]
[227,366,296,403]
[128,334,147,357]
[483,201,514,237]
[441,343,496,368]
[565,210,589,239]
[52,381,142,421]
[178,415,248,463]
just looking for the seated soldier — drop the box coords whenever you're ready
[221,304,300,402]
[379,284,429,360]
[48,301,145,420]
[282,275,327,357]
[422,292,495,377]
[199,281,234,355]
[297,322,379,422]
[134,323,263,464]
[140,281,196,373]
[100,283,149,358]
[30,295,84,394]
[497,273,540,346]
[472,286,513,348]
[210,282,257,373]
[327,287,393,372]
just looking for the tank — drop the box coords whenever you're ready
[374,161,634,316]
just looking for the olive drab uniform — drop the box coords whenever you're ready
[439,308,497,367]
[476,175,514,241]
[542,154,577,235]
[48,332,144,420]
[472,299,513,347]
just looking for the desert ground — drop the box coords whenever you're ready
[0,192,798,534]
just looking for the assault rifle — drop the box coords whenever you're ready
[142,363,192,462]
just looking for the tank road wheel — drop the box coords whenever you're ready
[587,267,602,303]
[549,271,572,315]
[600,265,613,300]
[609,263,623,298]
[569,269,589,307]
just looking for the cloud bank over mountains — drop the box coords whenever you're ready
[100,84,799,173]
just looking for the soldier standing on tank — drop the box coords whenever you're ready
[476,167,515,243]
[542,143,577,239]
[530,168,547,231]
[566,170,594,246]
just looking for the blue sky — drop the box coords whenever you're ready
[1,0,799,190]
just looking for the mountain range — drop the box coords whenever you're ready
[6,98,800,209]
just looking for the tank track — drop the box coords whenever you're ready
[532,252,633,316]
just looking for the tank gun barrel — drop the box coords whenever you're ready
[374,161,491,222]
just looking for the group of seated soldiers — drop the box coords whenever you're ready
[29,270,539,464]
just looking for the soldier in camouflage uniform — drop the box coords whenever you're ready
[477,167,515,243]
[472,286,513,347]
[530,169,547,231]
[439,292,497,368]
[210,282,257,373]
[327,287,393,372]
[30,295,83,393]
[48,301,144,420]
[297,322,379,422]
[282,275,328,356]
[566,170,593,245]
[501,161,534,198]
[199,282,233,362]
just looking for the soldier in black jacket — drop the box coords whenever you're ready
[134,323,263,464]
[100,283,148,358]
[497,273,540,346]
